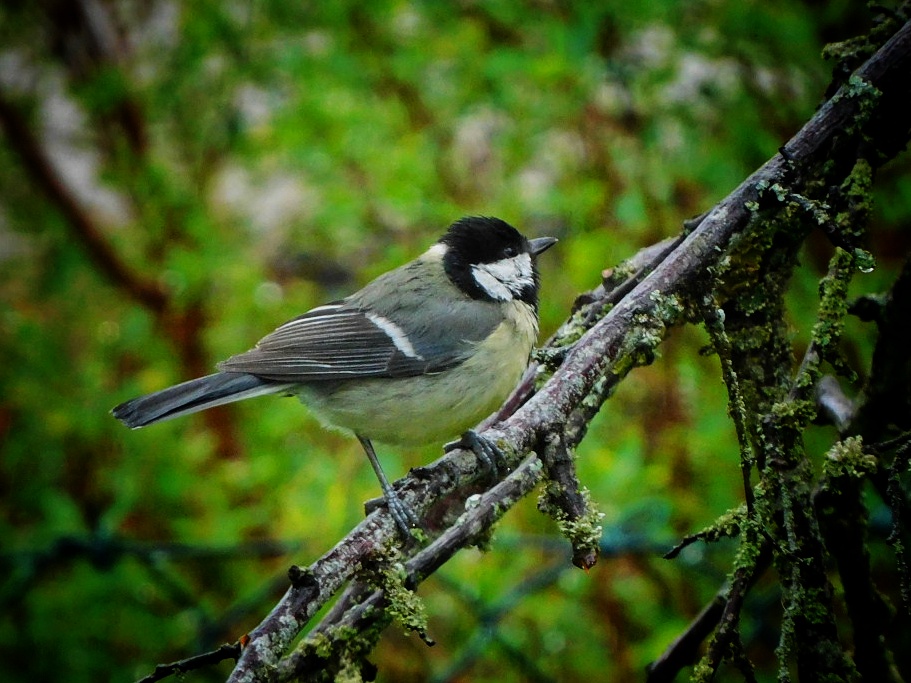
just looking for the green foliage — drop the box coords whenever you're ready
[1,2,909,682]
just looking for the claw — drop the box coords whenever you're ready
[444,429,505,480]
[385,491,422,537]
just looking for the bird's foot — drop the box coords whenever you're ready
[364,490,422,539]
[444,429,506,481]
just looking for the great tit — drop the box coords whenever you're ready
[112,216,557,533]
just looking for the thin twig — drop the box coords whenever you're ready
[136,642,241,683]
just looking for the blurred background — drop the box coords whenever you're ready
[1,1,910,681]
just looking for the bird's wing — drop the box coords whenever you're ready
[217,302,485,381]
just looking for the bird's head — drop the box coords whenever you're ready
[435,216,557,307]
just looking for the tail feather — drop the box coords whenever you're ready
[112,372,290,428]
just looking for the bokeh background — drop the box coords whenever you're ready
[2,2,910,681]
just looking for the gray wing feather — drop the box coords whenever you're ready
[218,262,503,382]
[217,307,413,380]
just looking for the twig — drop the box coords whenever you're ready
[699,539,772,680]
[646,592,726,682]
[886,438,911,614]
[699,295,758,512]
[757,250,859,680]
[136,642,241,683]
[537,431,600,569]
[815,437,899,683]
[663,505,747,560]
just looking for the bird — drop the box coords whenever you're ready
[112,216,557,534]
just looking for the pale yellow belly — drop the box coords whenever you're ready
[299,303,537,445]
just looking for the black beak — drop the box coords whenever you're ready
[529,236,558,257]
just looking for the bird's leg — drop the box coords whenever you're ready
[357,435,420,536]
[444,429,505,480]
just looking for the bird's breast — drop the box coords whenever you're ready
[300,300,538,445]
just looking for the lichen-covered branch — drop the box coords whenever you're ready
[275,455,545,682]
[761,251,859,680]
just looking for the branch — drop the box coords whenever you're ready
[699,538,773,681]
[137,642,241,683]
[274,455,546,681]
[647,592,726,683]
[815,437,900,683]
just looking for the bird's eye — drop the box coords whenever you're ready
[503,246,518,257]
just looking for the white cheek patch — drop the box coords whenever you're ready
[471,253,534,301]
[366,312,424,359]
